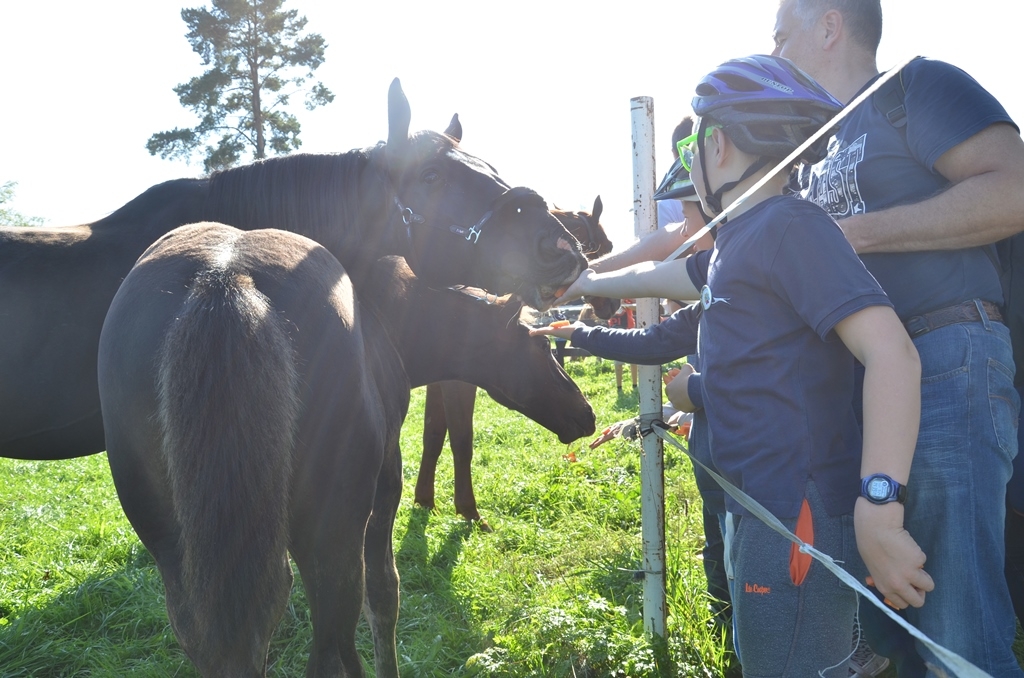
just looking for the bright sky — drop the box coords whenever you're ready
[1,1,1018,250]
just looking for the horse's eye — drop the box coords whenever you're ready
[421,169,440,184]
[516,207,523,214]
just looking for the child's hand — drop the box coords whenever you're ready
[529,321,582,340]
[664,364,696,412]
[854,501,934,609]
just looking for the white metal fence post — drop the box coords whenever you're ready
[630,95,667,637]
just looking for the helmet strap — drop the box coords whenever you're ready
[698,120,770,220]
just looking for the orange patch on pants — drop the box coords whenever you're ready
[789,497,814,586]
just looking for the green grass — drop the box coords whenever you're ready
[0,358,734,676]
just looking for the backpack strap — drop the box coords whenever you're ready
[872,68,907,128]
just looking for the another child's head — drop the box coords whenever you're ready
[684,55,842,215]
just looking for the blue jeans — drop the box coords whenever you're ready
[862,315,1022,677]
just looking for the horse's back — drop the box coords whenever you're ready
[98,222,393,674]
[0,179,210,460]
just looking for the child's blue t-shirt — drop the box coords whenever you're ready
[800,57,1014,318]
[685,195,892,519]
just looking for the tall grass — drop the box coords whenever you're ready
[0,358,736,676]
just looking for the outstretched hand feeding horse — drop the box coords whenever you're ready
[0,78,587,461]
[97,223,596,677]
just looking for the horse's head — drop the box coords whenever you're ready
[383,78,587,310]
[552,195,620,318]
[361,256,596,443]
[553,196,613,261]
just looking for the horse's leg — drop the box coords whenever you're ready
[414,382,448,509]
[362,442,402,678]
[440,381,485,526]
[289,439,380,678]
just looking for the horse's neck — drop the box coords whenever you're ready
[90,178,210,246]
[200,149,399,267]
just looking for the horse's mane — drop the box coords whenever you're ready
[202,145,389,248]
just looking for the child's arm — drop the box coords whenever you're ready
[553,257,701,308]
[833,304,935,609]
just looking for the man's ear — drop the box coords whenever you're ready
[821,9,842,49]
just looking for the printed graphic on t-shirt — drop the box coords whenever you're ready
[805,134,867,219]
[700,285,730,311]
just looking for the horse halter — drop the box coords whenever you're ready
[393,194,501,247]
[573,212,601,256]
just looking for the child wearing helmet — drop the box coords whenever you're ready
[535,55,933,676]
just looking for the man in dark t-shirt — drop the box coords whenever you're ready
[774,1,1024,675]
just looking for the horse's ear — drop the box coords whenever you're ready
[592,195,603,222]
[444,114,462,142]
[387,78,411,157]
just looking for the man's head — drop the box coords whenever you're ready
[772,0,881,84]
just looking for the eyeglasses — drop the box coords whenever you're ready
[676,126,718,173]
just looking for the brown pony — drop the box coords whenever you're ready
[97,223,595,677]
[416,197,614,528]
[0,78,586,462]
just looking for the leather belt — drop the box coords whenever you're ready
[903,299,1003,339]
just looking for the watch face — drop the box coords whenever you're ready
[867,477,890,499]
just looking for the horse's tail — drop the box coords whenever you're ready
[156,268,299,648]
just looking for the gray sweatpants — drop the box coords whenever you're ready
[725,482,860,678]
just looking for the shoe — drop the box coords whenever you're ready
[849,640,889,676]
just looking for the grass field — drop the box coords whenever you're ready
[0,355,892,676]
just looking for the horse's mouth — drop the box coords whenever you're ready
[520,266,585,313]
[523,276,579,311]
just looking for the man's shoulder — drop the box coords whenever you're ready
[902,57,997,101]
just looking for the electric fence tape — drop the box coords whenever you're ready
[646,419,991,678]
[662,54,918,262]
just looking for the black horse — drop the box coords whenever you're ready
[96,222,595,677]
[0,78,587,462]
[416,196,614,527]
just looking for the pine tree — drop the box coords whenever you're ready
[0,181,45,227]
[147,0,334,173]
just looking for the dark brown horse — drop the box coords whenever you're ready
[96,222,595,677]
[416,197,614,527]
[0,78,586,462]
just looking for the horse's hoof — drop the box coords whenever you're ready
[475,518,493,533]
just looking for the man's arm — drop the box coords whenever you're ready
[841,123,1024,252]
[589,221,687,273]
[554,257,701,306]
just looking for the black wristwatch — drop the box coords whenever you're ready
[860,473,908,505]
